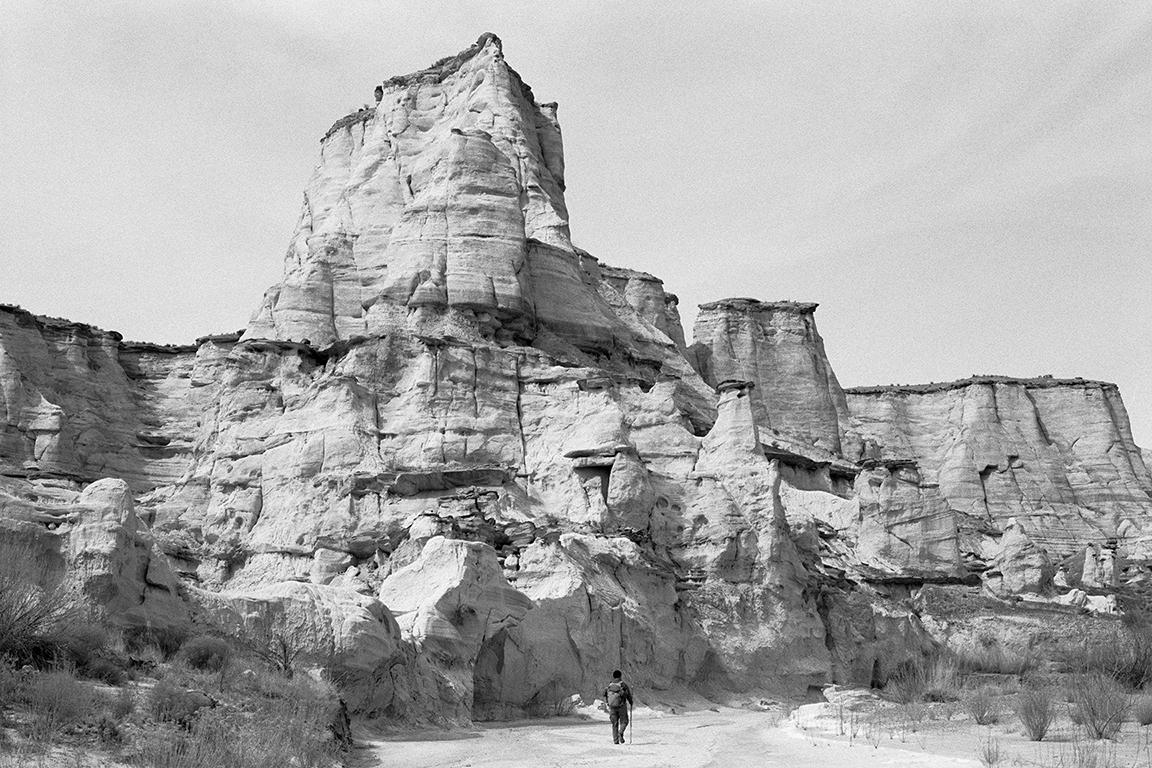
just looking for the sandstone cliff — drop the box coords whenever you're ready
[2,34,1151,724]
[847,376,1152,585]
[689,299,858,457]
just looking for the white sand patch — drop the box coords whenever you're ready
[355,708,982,768]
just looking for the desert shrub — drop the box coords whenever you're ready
[1068,627,1152,690]
[885,659,925,704]
[960,639,1035,676]
[1133,695,1152,726]
[1015,686,1055,741]
[1070,673,1129,740]
[123,625,188,660]
[923,654,961,701]
[0,540,71,665]
[243,631,306,680]
[965,686,999,725]
[55,622,111,668]
[19,669,96,739]
[148,678,214,725]
[978,735,1001,768]
[884,652,959,703]
[109,684,135,720]
[84,656,127,685]
[132,677,341,768]
[1115,631,1152,690]
[48,621,134,683]
[180,634,232,673]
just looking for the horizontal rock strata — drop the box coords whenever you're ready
[2,34,1150,725]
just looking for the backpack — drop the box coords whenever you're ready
[606,680,626,708]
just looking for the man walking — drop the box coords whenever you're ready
[604,669,633,744]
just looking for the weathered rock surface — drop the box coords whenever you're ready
[1,34,1150,726]
[0,476,188,631]
[847,377,1152,570]
[690,299,858,456]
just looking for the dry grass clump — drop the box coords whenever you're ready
[1063,625,1152,691]
[1069,672,1129,740]
[1133,694,1152,726]
[123,625,188,661]
[959,640,1036,676]
[17,668,97,740]
[964,686,999,725]
[978,735,1001,767]
[1,642,343,767]
[885,653,960,703]
[148,677,215,725]
[179,635,232,673]
[1015,685,1055,741]
[133,673,341,768]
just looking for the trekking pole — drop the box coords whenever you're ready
[628,701,633,744]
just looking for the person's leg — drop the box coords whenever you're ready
[610,708,621,743]
[620,707,629,741]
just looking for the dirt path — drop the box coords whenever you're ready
[354,709,980,768]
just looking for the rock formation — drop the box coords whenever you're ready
[690,299,858,457]
[848,377,1152,580]
[2,34,1151,723]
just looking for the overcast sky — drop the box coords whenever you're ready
[3,2,1150,447]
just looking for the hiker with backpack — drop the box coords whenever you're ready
[604,669,634,744]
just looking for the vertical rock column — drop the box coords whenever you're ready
[690,299,856,456]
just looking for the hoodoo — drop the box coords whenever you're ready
[2,34,1150,724]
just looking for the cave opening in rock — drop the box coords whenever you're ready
[472,628,508,720]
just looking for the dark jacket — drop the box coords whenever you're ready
[604,679,633,709]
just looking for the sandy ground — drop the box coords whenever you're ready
[355,707,980,768]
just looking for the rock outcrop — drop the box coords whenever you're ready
[689,299,858,456]
[2,34,1150,724]
[847,377,1152,573]
[0,476,188,632]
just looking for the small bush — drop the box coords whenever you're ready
[84,656,127,685]
[1015,686,1055,741]
[133,676,341,768]
[0,540,71,665]
[978,735,1001,768]
[1070,673,1129,740]
[960,640,1035,676]
[19,669,96,739]
[148,678,214,725]
[109,684,135,720]
[123,625,188,660]
[923,654,961,701]
[1134,695,1152,726]
[1071,628,1152,690]
[965,687,999,725]
[884,652,959,704]
[180,635,233,673]
[55,622,111,668]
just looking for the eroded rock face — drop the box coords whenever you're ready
[847,377,1152,567]
[2,34,1150,725]
[689,300,858,456]
[983,518,1054,597]
[0,476,188,632]
[0,306,230,490]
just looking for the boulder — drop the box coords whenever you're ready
[984,518,1054,597]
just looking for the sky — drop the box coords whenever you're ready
[2,2,1150,448]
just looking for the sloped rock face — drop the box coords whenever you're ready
[2,34,1151,725]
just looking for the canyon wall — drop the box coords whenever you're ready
[848,377,1152,582]
[2,34,1151,723]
